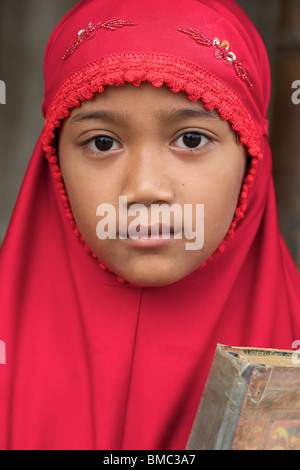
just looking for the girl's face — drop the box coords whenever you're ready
[58,82,247,286]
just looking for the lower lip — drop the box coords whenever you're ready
[124,233,174,248]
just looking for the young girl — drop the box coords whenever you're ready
[0,0,299,450]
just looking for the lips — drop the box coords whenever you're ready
[129,223,174,239]
[119,223,176,248]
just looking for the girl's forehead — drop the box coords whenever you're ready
[69,82,221,120]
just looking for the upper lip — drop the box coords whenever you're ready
[137,223,174,236]
[118,223,175,238]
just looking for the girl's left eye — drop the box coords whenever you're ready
[172,132,211,150]
[85,135,121,153]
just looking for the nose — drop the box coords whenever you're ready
[121,146,175,207]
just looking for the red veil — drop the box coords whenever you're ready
[0,0,299,450]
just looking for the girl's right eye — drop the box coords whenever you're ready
[85,135,121,153]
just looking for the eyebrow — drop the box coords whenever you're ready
[158,107,219,121]
[70,107,220,125]
[70,110,127,124]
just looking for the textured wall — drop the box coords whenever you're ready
[0,0,299,269]
[0,0,77,244]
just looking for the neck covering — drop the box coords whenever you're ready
[0,0,300,450]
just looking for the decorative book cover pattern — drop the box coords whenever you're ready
[186,344,300,450]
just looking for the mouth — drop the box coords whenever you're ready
[120,223,177,248]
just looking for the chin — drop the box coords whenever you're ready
[129,277,181,288]
[114,263,194,287]
[131,276,179,288]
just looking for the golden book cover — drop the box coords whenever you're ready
[186,344,300,450]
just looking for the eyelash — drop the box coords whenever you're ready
[171,132,213,152]
[81,131,213,156]
[83,135,122,154]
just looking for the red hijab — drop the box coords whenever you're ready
[0,0,299,450]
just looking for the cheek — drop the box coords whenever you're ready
[192,147,246,243]
[59,157,103,243]
[68,179,112,246]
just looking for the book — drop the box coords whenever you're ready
[186,344,300,450]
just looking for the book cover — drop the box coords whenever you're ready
[186,344,300,450]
